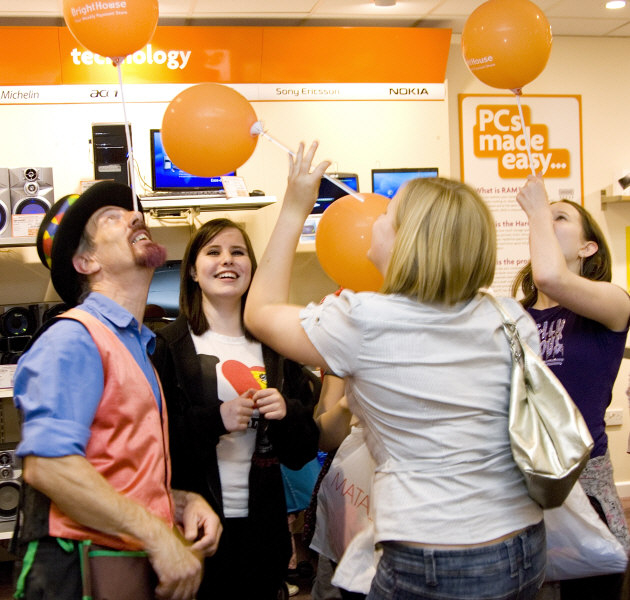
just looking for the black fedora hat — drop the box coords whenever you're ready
[36,181,140,306]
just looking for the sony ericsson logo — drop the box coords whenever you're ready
[70,1,128,17]
[70,45,192,70]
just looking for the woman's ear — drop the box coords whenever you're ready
[579,240,598,259]
[190,266,198,282]
[72,252,99,276]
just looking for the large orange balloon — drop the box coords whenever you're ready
[316,193,389,292]
[461,0,552,91]
[161,84,259,178]
[63,0,159,60]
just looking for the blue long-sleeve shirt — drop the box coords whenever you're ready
[14,292,160,458]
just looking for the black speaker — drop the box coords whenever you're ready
[92,123,131,185]
[0,446,20,522]
[0,169,9,239]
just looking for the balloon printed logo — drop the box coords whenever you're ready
[461,0,552,91]
[63,0,159,61]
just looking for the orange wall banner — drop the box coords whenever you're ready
[0,28,63,85]
[0,26,451,86]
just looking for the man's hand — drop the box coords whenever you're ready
[145,520,203,600]
[172,490,222,556]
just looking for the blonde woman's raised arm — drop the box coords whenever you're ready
[245,142,332,367]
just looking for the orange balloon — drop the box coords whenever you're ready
[63,0,159,60]
[316,193,389,292]
[461,0,552,90]
[161,83,259,178]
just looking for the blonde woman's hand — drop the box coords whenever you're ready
[282,141,331,221]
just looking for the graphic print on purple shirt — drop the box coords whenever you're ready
[537,317,566,366]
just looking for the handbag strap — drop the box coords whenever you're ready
[482,292,525,366]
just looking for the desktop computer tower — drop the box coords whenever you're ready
[92,123,131,186]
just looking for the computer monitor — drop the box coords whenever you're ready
[371,167,438,199]
[312,172,359,214]
[149,129,235,193]
[145,260,181,318]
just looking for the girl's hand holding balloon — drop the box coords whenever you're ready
[516,175,550,220]
[283,142,331,223]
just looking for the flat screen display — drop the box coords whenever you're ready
[149,129,235,192]
[146,260,181,317]
[313,173,359,214]
[371,167,438,199]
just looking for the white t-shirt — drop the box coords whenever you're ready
[191,329,266,518]
[300,291,543,545]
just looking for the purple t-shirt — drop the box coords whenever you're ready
[528,305,628,458]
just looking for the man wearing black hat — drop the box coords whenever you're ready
[11,181,221,600]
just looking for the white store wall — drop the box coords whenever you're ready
[1,32,630,491]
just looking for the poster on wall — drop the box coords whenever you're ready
[459,94,583,296]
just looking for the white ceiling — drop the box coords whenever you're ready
[1,0,630,38]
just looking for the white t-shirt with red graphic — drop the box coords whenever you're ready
[191,329,266,518]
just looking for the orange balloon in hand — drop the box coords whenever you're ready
[63,0,159,61]
[161,83,259,178]
[462,0,552,91]
[316,193,389,292]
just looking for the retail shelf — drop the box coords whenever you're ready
[0,237,36,247]
[601,190,630,210]
[0,389,12,399]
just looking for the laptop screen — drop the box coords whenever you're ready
[371,168,438,199]
[149,129,235,192]
[312,173,359,214]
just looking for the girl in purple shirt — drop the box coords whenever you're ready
[513,176,630,599]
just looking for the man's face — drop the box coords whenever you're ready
[84,206,166,272]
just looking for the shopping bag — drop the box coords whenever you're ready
[544,483,628,581]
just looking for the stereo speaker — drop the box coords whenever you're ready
[0,446,20,522]
[92,123,131,186]
[9,168,53,236]
[0,169,9,239]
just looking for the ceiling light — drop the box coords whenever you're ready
[374,0,396,6]
[606,1,626,9]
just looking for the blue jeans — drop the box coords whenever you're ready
[367,521,545,600]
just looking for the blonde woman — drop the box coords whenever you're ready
[245,143,545,600]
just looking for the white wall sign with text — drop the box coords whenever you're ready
[459,94,583,296]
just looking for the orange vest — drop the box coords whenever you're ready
[47,309,174,550]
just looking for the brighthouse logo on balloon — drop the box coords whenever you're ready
[70,1,128,20]
[473,105,570,178]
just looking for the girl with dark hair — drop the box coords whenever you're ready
[151,218,319,599]
[513,176,630,599]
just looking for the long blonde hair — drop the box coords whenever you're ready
[382,177,496,304]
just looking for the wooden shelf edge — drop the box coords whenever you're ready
[601,189,630,210]
[0,237,36,248]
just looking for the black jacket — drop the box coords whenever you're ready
[151,315,320,529]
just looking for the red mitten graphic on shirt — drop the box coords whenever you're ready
[222,360,267,395]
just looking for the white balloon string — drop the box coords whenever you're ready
[514,92,536,177]
[251,122,363,202]
[116,62,139,211]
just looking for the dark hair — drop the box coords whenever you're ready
[512,200,612,307]
[180,218,258,338]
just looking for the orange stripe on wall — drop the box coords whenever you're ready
[261,27,451,84]
[1,26,451,86]
[0,28,62,85]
